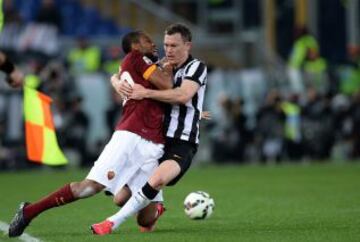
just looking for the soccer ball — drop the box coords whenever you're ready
[184,191,215,220]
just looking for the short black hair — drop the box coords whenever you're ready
[165,23,192,42]
[122,31,144,54]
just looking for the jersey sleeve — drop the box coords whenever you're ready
[133,53,156,81]
[184,61,207,86]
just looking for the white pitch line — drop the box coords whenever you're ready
[0,221,42,242]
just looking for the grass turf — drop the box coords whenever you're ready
[0,162,360,242]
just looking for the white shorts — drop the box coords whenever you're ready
[86,130,164,201]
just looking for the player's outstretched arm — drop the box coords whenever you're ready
[111,64,174,99]
[130,79,199,105]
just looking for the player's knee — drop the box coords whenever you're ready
[113,196,126,207]
[150,176,167,189]
[113,186,131,206]
[137,213,155,227]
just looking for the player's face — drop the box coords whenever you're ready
[164,33,191,67]
[139,34,158,58]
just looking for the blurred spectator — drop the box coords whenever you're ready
[287,26,320,94]
[349,92,360,158]
[0,119,10,168]
[60,95,90,167]
[39,61,68,96]
[339,46,360,96]
[3,0,22,24]
[288,27,319,69]
[331,93,352,161]
[106,89,123,136]
[35,0,62,30]
[303,47,329,94]
[210,95,247,163]
[210,95,237,162]
[102,46,122,76]
[255,90,284,163]
[208,0,231,8]
[0,117,25,169]
[232,97,251,161]
[302,88,334,160]
[281,94,302,161]
[67,36,101,75]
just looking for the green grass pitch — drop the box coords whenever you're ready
[1,162,360,242]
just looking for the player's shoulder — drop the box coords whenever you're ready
[183,57,207,73]
[124,50,141,61]
[186,57,207,68]
[192,56,206,65]
[124,51,154,65]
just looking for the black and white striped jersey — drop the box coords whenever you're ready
[164,55,207,144]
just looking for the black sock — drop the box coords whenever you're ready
[141,182,159,200]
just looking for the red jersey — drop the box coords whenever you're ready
[115,50,165,144]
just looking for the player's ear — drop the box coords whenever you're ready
[185,42,192,51]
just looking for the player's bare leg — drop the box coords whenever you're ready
[8,179,104,237]
[114,186,166,232]
[137,202,158,227]
[113,185,132,207]
[91,201,165,235]
[147,159,181,190]
[92,160,178,234]
[91,185,166,235]
[137,202,166,232]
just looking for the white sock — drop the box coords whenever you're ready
[108,190,151,229]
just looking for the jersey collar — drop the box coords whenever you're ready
[174,55,193,72]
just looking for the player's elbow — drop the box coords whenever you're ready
[177,93,192,104]
[177,97,188,105]
[158,81,173,90]
[170,88,192,104]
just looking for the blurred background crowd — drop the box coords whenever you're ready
[0,0,359,170]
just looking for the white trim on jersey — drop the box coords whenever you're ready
[180,104,195,140]
[167,105,180,138]
[186,60,200,76]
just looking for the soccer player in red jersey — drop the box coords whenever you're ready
[8,31,173,237]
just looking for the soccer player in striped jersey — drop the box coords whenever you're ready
[92,23,208,235]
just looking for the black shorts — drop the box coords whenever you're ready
[159,138,198,186]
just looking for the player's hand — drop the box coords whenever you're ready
[158,58,174,73]
[110,74,132,99]
[129,84,147,100]
[158,57,168,67]
[7,69,24,88]
[201,111,212,120]
[162,61,174,74]
[110,73,120,87]
[117,79,133,98]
